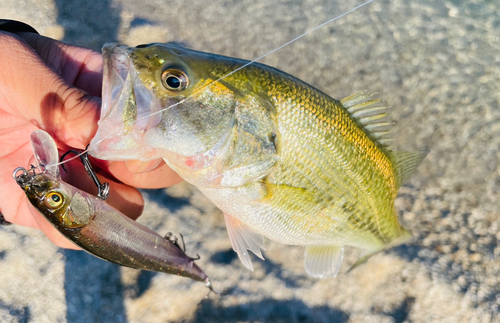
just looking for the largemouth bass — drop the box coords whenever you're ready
[15,130,213,288]
[89,43,425,278]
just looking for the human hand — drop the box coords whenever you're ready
[0,31,182,249]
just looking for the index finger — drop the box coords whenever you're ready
[92,158,183,189]
[0,32,100,149]
[16,32,103,97]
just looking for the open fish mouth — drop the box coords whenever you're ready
[89,43,162,161]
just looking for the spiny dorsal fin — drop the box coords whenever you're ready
[389,150,427,186]
[341,91,394,150]
[342,92,426,185]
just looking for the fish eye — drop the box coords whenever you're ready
[44,192,64,209]
[161,68,189,91]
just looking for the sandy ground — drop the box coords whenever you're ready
[1,0,499,322]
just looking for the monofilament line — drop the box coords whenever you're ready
[211,0,376,85]
[50,150,89,168]
[30,149,89,173]
[88,0,376,154]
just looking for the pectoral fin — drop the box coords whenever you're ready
[304,245,344,278]
[224,213,265,271]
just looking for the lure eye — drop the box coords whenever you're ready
[161,68,189,91]
[44,192,64,209]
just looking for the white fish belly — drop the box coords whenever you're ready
[198,184,381,250]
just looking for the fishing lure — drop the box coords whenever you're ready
[14,130,214,290]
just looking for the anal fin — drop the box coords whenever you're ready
[304,245,344,278]
[224,213,265,271]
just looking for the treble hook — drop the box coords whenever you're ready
[60,147,110,200]
[164,232,200,260]
[164,232,185,251]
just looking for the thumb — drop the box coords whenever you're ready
[16,32,103,97]
[0,32,100,149]
[37,86,101,149]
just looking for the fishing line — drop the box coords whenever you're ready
[50,150,89,168]
[50,0,376,170]
[112,0,377,132]
[27,148,89,173]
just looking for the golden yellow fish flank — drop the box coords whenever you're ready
[89,43,426,278]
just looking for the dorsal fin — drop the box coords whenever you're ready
[389,150,427,186]
[341,91,394,150]
[341,92,426,185]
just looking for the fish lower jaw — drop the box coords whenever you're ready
[89,131,162,161]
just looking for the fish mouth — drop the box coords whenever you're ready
[89,43,162,161]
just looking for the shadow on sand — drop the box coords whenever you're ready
[62,250,127,323]
[54,0,121,50]
[193,298,349,323]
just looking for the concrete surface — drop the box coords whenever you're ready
[1,0,499,322]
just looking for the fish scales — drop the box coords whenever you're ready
[90,43,425,277]
[235,64,399,246]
